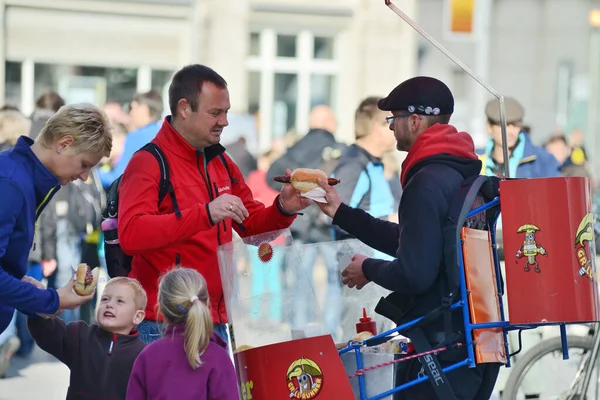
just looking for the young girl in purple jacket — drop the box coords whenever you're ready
[126,268,238,399]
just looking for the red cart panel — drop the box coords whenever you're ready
[500,177,600,324]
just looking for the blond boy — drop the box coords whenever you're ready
[28,277,147,400]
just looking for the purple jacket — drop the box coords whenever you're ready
[126,324,238,400]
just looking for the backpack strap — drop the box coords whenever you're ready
[218,153,238,184]
[438,175,493,344]
[140,143,181,218]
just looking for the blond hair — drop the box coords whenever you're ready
[355,96,386,140]
[158,268,212,369]
[36,103,112,158]
[104,277,148,310]
[0,110,31,146]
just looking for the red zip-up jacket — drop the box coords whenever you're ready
[118,118,296,323]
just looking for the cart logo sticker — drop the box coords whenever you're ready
[515,224,547,273]
[286,357,323,399]
[257,242,274,263]
[239,380,254,400]
[574,213,596,282]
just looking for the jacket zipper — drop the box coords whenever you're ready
[197,153,227,323]
[33,186,59,251]
[213,182,226,233]
[35,186,58,219]
[108,333,116,355]
[211,182,223,245]
[197,157,214,201]
[196,154,223,245]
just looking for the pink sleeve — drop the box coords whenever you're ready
[207,350,239,400]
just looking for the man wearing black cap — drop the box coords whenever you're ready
[480,97,560,178]
[316,76,500,399]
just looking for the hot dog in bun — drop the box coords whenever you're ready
[273,168,340,192]
[74,263,99,296]
[290,168,328,193]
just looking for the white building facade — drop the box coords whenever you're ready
[0,0,418,151]
[416,0,600,151]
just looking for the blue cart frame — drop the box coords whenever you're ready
[338,196,575,400]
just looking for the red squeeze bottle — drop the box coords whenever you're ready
[356,308,377,336]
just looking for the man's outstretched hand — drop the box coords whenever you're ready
[341,254,370,290]
[315,177,342,218]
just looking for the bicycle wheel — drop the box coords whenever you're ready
[503,335,595,400]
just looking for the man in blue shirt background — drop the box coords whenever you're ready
[98,90,163,188]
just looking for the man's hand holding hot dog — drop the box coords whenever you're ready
[278,169,315,213]
[315,177,343,218]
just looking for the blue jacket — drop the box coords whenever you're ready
[98,121,161,188]
[331,144,395,240]
[0,136,61,333]
[479,132,561,178]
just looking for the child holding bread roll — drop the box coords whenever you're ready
[28,277,147,399]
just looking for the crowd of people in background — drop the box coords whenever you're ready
[0,66,595,400]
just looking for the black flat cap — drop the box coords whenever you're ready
[485,97,524,124]
[378,76,454,116]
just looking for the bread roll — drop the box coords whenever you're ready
[352,331,374,342]
[290,168,328,193]
[74,263,99,296]
[234,344,254,353]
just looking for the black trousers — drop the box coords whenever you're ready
[392,345,501,400]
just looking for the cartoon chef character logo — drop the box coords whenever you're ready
[516,224,547,273]
[574,213,596,282]
[286,357,324,399]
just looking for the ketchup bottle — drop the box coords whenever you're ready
[356,308,377,336]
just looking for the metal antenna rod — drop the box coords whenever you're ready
[384,0,510,177]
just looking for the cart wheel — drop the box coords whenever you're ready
[502,335,595,400]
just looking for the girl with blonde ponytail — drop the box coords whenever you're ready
[127,268,238,399]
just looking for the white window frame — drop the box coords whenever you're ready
[246,29,339,152]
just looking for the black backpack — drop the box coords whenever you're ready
[102,142,234,278]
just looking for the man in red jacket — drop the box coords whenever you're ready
[118,64,312,343]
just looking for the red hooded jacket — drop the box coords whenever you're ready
[118,119,296,323]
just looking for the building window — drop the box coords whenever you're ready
[311,74,335,108]
[277,34,297,58]
[249,33,260,57]
[5,62,21,109]
[151,69,174,116]
[273,73,298,138]
[247,70,261,114]
[151,70,173,94]
[34,64,137,106]
[246,29,339,151]
[314,37,334,60]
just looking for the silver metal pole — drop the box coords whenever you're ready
[384,0,511,177]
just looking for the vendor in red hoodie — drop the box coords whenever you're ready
[117,64,312,344]
[315,77,500,400]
